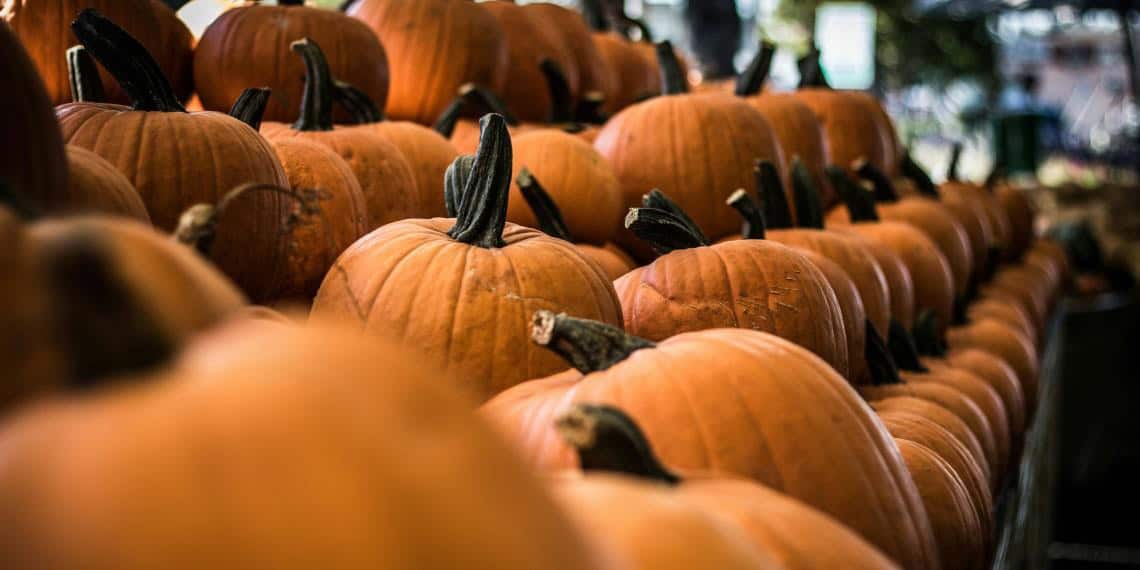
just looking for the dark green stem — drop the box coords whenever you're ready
[71,9,185,112]
[460,83,520,126]
[791,158,825,229]
[797,47,830,89]
[532,310,655,373]
[290,38,335,131]
[516,169,573,241]
[333,80,383,124]
[540,59,575,124]
[757,160,793,229]
[447,114,512,248]
[228,87,270,131]
[656,41,688,95]
[575,91,608,124]
[865,320,902,385]
[887,318,929,373]
[443,154,474,217]
[947,142,962,182]
[726,189,765,240]
[556,404,680,485]
[67,45,105,103]
[580,0,611,32]
[827,166,880,222]
[900,152,940,198]
[912,309,947,357]
[433,92,466,137]
[626,208,709,254]
[641,189,708,243]
[853,158,899,202]
[734,40,776,97]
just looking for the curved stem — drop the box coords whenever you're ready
[827,166,880,222]
[887,318,928,373]
[656,41,688,95]
[532,310,655,373]
[540,59,575,124]
[433,91,467,137]
[173,183,308,257]
[912,309,947,357]
[641,189,708,243]
[625,208,708,254]
[447,114,512,248]
[556,404,680,485]
[580,0,611,32]
[333,80,383,124]
[852,158,899,202]
[228,87,270,131]
[900,152,940,198]
[791,158,825,229]
[757,160,793,229]
[797,47,830,89]
[67,45,105,104]
[947,142,963,182]
[290,38,335,132]
[865,320,902,385]
[575,91,608,124]
[71,9,185,112]
[726,189,765,240]
[517,168,573,241]
[443,154,475,218]
[460,83,520,126]
[734,40,776,97]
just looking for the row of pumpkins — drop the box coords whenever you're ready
[0,2,1070,569]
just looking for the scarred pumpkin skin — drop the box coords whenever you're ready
[0,323,609,570]
[62,145,149,221]
[194,2,389,124]
[482,1,579,122]
[348,0,508,124]
[2,0,193,106]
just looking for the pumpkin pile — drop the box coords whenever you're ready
[0,4,1070,569]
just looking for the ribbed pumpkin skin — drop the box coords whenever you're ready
[745,93,835,213]
[311,220,623,403]
[63,146,149,221]
[872,397,990,486]
[355,121,457,218]
[795,89,890,175]
[796,249,866,384]
[943,348,1027,451]
[510,131,623,246]
[0,324,608,570]
[194,4,388,124]
[348,0,508,124]
[482,1,578,122]
[595,94,786,259]
[614,239,849,379]
[591,32,657,115]
[896,439,989,570]
[836,230,916,329]
[484,329,941,570]
[1,0,192,106]
[578,243,635,281]
[0,19,67,209]
[947,318,1039,411]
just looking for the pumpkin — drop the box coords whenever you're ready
[996,182,1036,261]
[311,114,623,402]
[63,146,149,221]
[523,2,615,108]
[580,0,658,115]
[260,38,422,229]
[0,321,607,569]
[594,42,786,260]
[481,1,579,122]
[553,404,901,570]
[347,0,508,124]
[795,88,891,175]
[968,295,1037,343]
[942,348,1027,452]
[484,312,941,569]
[615,193,849,377]
[2,0,193,106]
[514,168,633,280]
[944,179,1012,272]
[981,265,1053,332]
[947,318,1039,410]
[1029,239,1071,289]
[896,439,989,570]
[194,0,388,124]
[872,397,990,493]
[858,92,904,176]
[939,184,997,285]
[0,19,68,213]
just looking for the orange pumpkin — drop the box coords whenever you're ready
[968,292,1038,343]
[795,88,891,176]
[943,348,1027,452]
[524,2,615,110]
[63,146,148,221]
[481,1,579,122]
[996,182,1036,261]
[947,318,1039,411]
[872,397,990,496]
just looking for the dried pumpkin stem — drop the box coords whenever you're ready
[443,154,475,217]
[556,404,681,485]
[797,48,830,89]
[71,9,186,112]
[734,40,776,97]
[791,158,825,229]
[887,318,928,373]
[575,91,608,125]
[726,189,766,240]
[900,152,940,198]
[852,158,899,202]
[656,41,688,95]
[516,168,573,241]
[532,310,655,373]
[864,320,902,386]
[228,87,271,131]
[540,59,576,125]
[756,159,793,229]
[827,166,880,222]
[67,45,105,103]
[626,208,708,254]
[641,189,706,241]
[290,38,335,132]
[173,183,309,257]
[448,114,512,248]
[333,80,384,124]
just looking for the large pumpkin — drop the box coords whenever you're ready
[524,2,614,104]
[0,322,607,569]
[194,0,388,124]
[484,313,941,569]
[347,0,508,124]
[311,114,623,402]
[481,1,579,122]
[795,88,891,175]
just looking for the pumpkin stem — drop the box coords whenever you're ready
[734,40,776,97]
[791,158,825,229]
[797,47,830,89]
[828,166,880,222]
[865,320,903,385]
[912,309,948,357]
[947,142,963,182]
[433,91,467,138]
[656,41,688,95]
[279,0,304,5]
[641,189,706,241]
[461,83,520,126]
[540,59,576,125]
[290,38,335,132]
[887,318,929,373]
[447,114,512,248]
[333,80,384,124]
[626,208,708,254]
[983,165,1004,191]
[726,189,766,240]
[443,155,475,218]
[900,152,940,198]
[575,91,608,124]
[580,0,611,32]
[852,158,899,202]
[67,45,105,103]
[71,9,185,112]
[517,169,573,241]
[173,183,311,257]
[228,87,271,131]
[556,404,681,485]
[756,160,793,229]
[532,310,655,373]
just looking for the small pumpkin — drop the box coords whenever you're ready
[942,348,1027,454]
[946,318,1039,411]
[968,294,1037,343]
[63,145,149,221]
[872,397,990,492]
